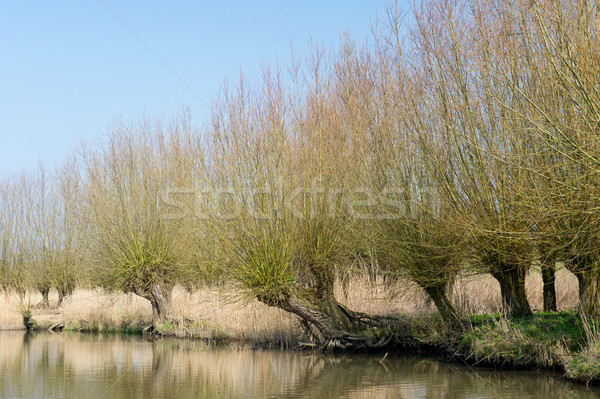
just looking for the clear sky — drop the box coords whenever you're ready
[0,1,396,174]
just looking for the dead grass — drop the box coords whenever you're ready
[0,291,29,330]
[168,287,301,345]
[0,267,581,343]
[0,286,301,345]
[451,266,579,315]
[335,276,434,315]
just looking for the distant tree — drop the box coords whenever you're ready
[78,116,201,325]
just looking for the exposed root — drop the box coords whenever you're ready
[313,330,419,352]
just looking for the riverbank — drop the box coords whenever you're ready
[2,269,597,384]
[453,311,600,384]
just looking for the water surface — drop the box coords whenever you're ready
[0,332,597,398]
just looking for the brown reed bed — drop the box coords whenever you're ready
[0,268,580,340]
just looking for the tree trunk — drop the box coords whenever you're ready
[491,266,532,317]
[282,292,380,350]
[148,283,173,326]
[565,256,600,319]
[263,265,390,350]
[39,287,50,307]
[422,283,462,330]
[574,270,600,318]
[57,285,73,307]
[541,260,557,312]
[57,289,64,307]
[56,274,74,307]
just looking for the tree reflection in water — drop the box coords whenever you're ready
[0,332,597,398]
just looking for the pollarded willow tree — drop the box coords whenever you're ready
[19,164,81,307]
[21,166,57,307]
[465,0,583,314]
[0,176,29,296]
[77,115,203,325]
[53,158,86,306]
[204,61,396,349]
[435,0,600,318]
[407,0,600,319]
[0,179,12,292]
[332,21,467,328]
[498,0,600,317]
[406,0,547,317]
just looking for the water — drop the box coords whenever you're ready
[0,332,598,399]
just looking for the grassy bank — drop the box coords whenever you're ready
[455,312,600,383]
[2,269,598,383]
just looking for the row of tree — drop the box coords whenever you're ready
[1,0,599,347]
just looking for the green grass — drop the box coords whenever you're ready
[459,311,587,369]
[562,315,600,383]
[155,321,176,333]
[212,324,229,342]
[62,321,143,335]
[565,350,600,383]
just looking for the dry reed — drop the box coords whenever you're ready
[0,269,581,341]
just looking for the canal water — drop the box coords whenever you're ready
[0,331,598,398]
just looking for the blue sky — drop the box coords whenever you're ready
[0,1,396,174]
